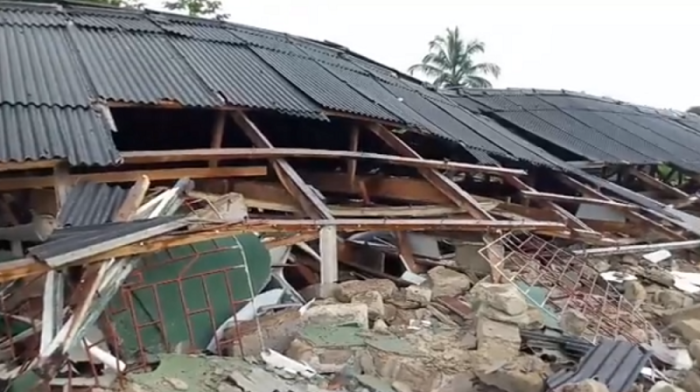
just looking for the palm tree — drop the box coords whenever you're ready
[408,27,501,89]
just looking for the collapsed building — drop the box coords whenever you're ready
[1,1,700,391]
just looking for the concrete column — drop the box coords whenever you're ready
[319,225,338,297]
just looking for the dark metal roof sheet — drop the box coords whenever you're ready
[231,25,305,55]
[494,111,619,162]
[29,215,188,267]
[0,6,67,27]
[170,39,325,119]
[253,47,400,122]
[546,340,651,392]
[0,104,121,165]
[58,181,130,227]
[69,27,220,106]
[69,9,162,33]
[528,110,656,163]
[0,25,92,106]
[561,110,670,163]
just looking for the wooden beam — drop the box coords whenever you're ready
[53,163,70,210]
[302,172,452,205]
[209,111,227,168]
[503,174,600,238]
[366,124,493,220]
[112,175,150,222]
[120,148,527,177]
[348,125,360,190]
[520,190,639,210]
[558,174,686,240]
[0,218,567,283]
[0,166,266,191]
[0,159,59,173]
[227,181,493,217]
[231,112,333,220]
[629,168,689,199]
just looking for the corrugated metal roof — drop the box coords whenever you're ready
[29,216,188,267]
[69,9,162,33]
[0,104,121,165]
[0,5,67,27]
[0,25,92,106]
[69,27,220,106]
[495,111,619,162]
[58,181,130,227]
[546,340,651,392]
[253,47,400,122]
[528,110,656,163]
[170,39,325,119]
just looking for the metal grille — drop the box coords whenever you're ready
[479,232,658,344]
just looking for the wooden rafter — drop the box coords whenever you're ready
[230,112,333,220]
[520,190,639,210]
[366,124,493,220]
[629,168,689,199]
[558,174,686,240]
[121,148,526,176]
[208,111,227,168]
[0,167,266,191]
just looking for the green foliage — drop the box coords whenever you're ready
[162,0,229,19]
[409,26,501,89]
[17,0,143,7]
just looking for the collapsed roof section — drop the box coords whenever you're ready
[0,1,570,169]
[447,89,700,171]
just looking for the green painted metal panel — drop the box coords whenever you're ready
[110,234,271,359]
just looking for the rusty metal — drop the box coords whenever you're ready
[479,232,659,344]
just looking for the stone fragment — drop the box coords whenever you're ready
[621,254,639,266]
[428,266,472,297]
[163,377,189,391]
[476,356,548,392]
[623,280,647,306]
[561,379,610,392]
[650,381,688,392]
[674,319,700,341]
[351,291,385,320]
[286,338,315,363]
[471,282,528,316]
[405,286,432,306]
[655,290,693,310]
[336,279,397,302]
[476,318,521,363]
[682,370,700,392]
[559,309,588,336]
[689,340,700,362]
[644,269,676,287]
[392,380,413,392]
[476,303,545,329]
[303,303,369,329]
[373,319,389,333]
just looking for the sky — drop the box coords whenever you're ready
[144,0,700,111]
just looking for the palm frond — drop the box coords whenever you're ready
[464,75,493,88]
[472,62,501,78]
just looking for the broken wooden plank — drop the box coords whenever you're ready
[120,147,527,177]
[208,111,227,168]
[629,168,689,199]
[231,112,333,220]
[520,190,639,210]
[0,166,267,191]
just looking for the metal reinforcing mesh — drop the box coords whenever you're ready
[479,232,659,344]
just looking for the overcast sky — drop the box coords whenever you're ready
[145,0,699,111]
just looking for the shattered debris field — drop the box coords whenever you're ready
[4,2,700,392]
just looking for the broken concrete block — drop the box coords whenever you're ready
[674,319,700,342]
[650,381,688,392]
[476,318,520,363]
[655,290,693,310]
[689,340,700,362]
[476,356,548,392]
[404,286,432,307]
[683,370,700,392]
[476,303,545,329]
[623,280,647,306]
[665,304,700,325]
[428,266,472,297]
[351,291,385,320]
[163,377,189,391]
[561,379,610,392]
[471,282,528,316]
[455,241,492,276]
[335,279,397,302]
[559,309,588,336]
[392,380,413,392]
[303,303,369,329]
[373,319,389,333]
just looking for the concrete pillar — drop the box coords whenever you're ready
[319,225,338,297]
